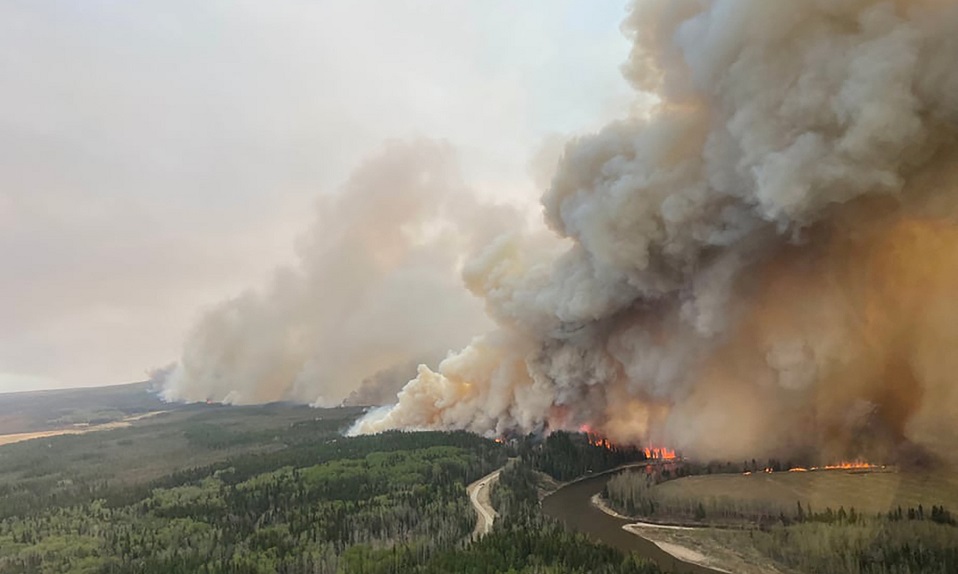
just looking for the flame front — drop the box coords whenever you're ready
[643,446,677,461]
[816,460,881,471]
[586,432,614,450]
[784,461,881,472]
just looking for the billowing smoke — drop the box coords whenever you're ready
[353,0,958,464]
[161,140,521,406]
[342,357,438,407]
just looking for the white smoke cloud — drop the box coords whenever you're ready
[161,140,522,405]
[354,0,958,463]
[0,0,634,394]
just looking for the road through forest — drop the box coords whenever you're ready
[466,468,502,538]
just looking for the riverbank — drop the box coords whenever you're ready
[622,525,723,573]
[591,491,785,574]
[541,470,721,574]
[534,461,648,502]
[591,493,730,573]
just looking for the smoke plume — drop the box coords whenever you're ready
[161,140,520,406]
[353,0,958,464]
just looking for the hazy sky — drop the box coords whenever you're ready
[0,1,632,393]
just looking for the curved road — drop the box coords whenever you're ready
[466,468,502,538]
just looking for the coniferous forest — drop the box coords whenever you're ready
[5,397,953,573]
[0,404,660,574]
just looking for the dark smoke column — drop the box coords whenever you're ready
[354,0,958,465]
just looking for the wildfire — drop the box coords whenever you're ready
[644,446,677,461]
[817,460,881,471]
[786,460,881,472]
[578,424,617,450]
[742,461,882,476]
[576,426,679,459]
[586,432,614,449]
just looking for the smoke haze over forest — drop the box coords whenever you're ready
[156,0,958,465]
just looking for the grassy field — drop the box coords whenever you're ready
[652,468,958,517]
[606,467,958,574]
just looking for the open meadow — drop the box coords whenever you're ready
[653,468,958,519]
[605,465,958,574]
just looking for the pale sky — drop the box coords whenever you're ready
[0,0,633,393]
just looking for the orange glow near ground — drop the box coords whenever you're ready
[785,461,881,472]
[644,446,677,461]
[586,432,614,449]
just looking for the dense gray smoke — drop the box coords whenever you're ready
[161,140,519,406]
[341,357,438,407]
[353,0,958,464]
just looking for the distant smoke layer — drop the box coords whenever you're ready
[342,357,438,407]
[353,0,958,464]
[161,140,519,406]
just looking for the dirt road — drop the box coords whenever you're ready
[467,468,502,538]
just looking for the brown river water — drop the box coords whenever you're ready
[541,472,721,574]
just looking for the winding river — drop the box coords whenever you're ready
[541,471,721,574]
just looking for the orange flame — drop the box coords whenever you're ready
[586,432,614,449]
[643,446,677,461]
[817,460,880,471]
[786,460,881,472]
